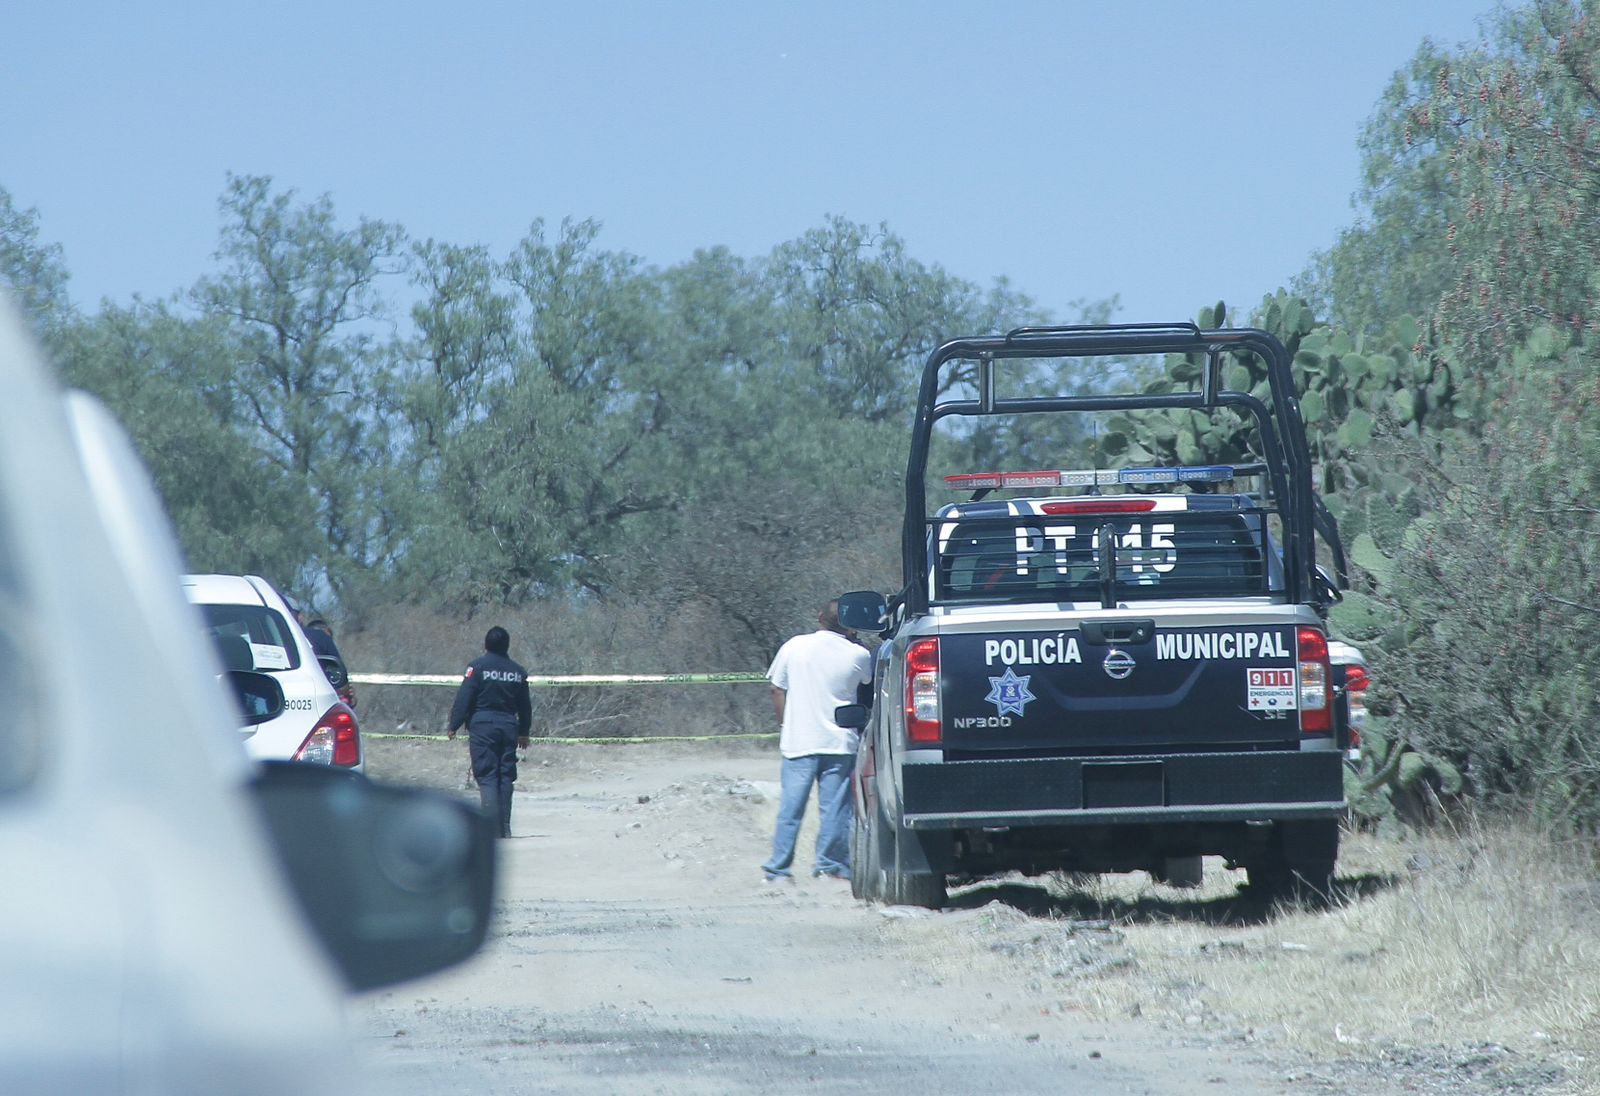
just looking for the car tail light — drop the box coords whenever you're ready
[905,638,941,745]
[1344,664,1370,749]
[1297,627,1331,735]
[294,702,361,766]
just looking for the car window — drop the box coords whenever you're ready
[198,603,303,673]
[937,512,1275,602]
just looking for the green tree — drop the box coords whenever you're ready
[0,184,73,344]
[56,302,310,577]
[382,217,1052,612]
[1296,2,1600,827]
[1345,329,1600,829]
[614,240,908,650]
[193,174,405,595]
[364,239,519,607]
[1308,0,1600,365]
[765,217,1038,423]
[383,219,679,604]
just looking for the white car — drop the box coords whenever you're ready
[183,573,364,771]
[0,297,492,1095]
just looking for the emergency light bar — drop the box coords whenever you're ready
[943,465,1238,490]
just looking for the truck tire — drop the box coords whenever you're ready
[1157,855,1204,889]
[849,815,870,900]
[1248,820,1338,908]
[853,802,883,902]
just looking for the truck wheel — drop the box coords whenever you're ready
[853,803,883,902]
[1249,860,1335,908]
[849,816,869,900]
[1248,820,1338,908]
[1282,819,1339,905]
[1157,855,1204,889]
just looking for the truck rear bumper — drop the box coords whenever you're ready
[901,751,1344,830]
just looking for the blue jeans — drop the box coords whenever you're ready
[762,753,855,880]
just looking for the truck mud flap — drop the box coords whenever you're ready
[886,814,950,874]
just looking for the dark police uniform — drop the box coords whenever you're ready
[303,620,356,707]
[303,621,342,663]
[447,652,532,838]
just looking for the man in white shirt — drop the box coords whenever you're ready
[761,599,874,882]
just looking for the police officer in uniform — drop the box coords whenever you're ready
[289,599,357,708]
[447,626,532,838]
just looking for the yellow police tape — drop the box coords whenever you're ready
[350,671,767,688]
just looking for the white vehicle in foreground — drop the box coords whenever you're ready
[0,298,494,1095]
[184,573,363,771]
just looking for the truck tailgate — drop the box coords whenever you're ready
[939,621,1304,754]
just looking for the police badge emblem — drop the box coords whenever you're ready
[985,666,1036,718]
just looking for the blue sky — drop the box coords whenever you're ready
[4,1,1497,324]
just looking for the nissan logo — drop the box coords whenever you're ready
[1102,648,1136,680]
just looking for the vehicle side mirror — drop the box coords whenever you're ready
[838,591,888,633]
[226,670,285,726]
[1314,564,1344,604]
[250,762,496,991]
[834,703,870,730]
[317,655,348,690]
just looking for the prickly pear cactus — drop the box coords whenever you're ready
[1088,292,1475,552]
[1341,714,1462,831]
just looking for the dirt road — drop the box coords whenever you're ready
[352,742,1338,1094]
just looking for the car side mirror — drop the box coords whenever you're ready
[317,655,348,690]
[838,590,888,633]
[250,762,496,991]
[226,669,286,726]
[834,703,870,730]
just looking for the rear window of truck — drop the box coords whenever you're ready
[936,510,1276,602]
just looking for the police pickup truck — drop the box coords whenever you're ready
[839,324,1357,909]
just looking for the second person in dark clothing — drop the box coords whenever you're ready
[447,626,532,838]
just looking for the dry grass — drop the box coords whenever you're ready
[942,819,1600,1091]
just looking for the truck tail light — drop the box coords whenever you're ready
[1344,664,1370,751]
[1297,627,1331,735]
[295,702,361,767]
[905,638,941,745]
[1038,499,1158,515]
